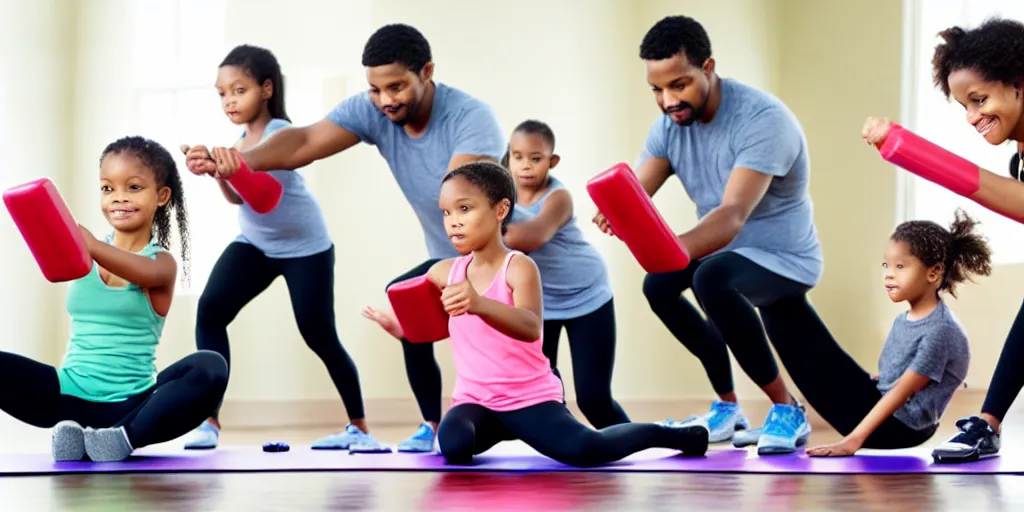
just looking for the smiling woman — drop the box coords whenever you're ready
[902,0,1024,265]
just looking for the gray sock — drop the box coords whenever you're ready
[51,420,85,462]
[84,426,134,462]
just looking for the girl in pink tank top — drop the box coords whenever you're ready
[365,162,709,467]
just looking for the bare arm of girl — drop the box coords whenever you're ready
[503,189,573,252]
[807,369,931,457]
[442,254,543,342]
[215,140,245,204]
[79,226,177,290]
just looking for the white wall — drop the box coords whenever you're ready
[61,0,784,423]
[0,0,75,365]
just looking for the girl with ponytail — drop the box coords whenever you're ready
[860,16,1024,463]
[755,209,991,458]
[180,45,385,453]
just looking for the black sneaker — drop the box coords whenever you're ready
[931,416,1000,463]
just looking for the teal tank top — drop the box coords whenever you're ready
[58,239,167,402]
[510,176,613,320]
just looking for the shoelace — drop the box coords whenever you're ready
[950,418,989,445]
[762,407,798,436]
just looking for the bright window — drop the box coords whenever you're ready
[902,0,1024,265]
[130,0,326,294]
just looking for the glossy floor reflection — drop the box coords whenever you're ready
[1,470,1021,511]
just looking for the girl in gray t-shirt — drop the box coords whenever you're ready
[762,208,991,457]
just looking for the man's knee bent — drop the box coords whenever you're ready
[642,272,685,307]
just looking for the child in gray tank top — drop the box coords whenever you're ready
[500,120,629,429]
[764,208,991,457]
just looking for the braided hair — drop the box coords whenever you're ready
[100,136,191,285]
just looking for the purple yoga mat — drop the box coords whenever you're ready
[0,441,1019,475]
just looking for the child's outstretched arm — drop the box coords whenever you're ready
[807,369,931,457]
[504,189,573,252]
[78,226,176,290]
[362,260,454,340]
[442,254,543,342]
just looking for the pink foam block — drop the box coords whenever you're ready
[386,275,450,343]
[3,177,92,282]
[879,123,980,197]
[586,162,691,273]
[229,159,283,214]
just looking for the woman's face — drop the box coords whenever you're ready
[948,68,1024,144]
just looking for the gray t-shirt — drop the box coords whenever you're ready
[639,78,823,287]
[877,301,969,431]
[325,82,506,259]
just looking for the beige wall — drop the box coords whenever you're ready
[3,0,1014,428]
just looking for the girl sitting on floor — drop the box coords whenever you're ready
[363,161,709,467]
[759,208,991,457]
[0,136,228,462]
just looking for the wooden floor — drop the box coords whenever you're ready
[1,400,1023,510]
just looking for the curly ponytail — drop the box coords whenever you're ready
[100,136,192,286]
[891,208,992,298]
[943,209,992,296]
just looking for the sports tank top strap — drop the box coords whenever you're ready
[496,251,523,287]
[447,254,472,286]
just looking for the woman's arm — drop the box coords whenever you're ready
[503,189,572,252]
[970,169,1024,224]
[80,226,176,290]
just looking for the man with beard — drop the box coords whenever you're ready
[593,15,824,455]
[183,23,505,454]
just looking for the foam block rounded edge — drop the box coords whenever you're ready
[229,159,283,214]
[878,123,980,197]
[586,162,691,273]
[386,274,450,344]
[2,177,92,283]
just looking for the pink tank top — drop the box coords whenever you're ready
[447,251,564,411]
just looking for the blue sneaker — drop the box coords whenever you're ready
[397,423,436,453]
[312,424,391,453]
[665,401,750,443]
[183,420,219,450]
[756,403,811,455]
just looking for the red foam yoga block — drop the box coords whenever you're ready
[386,275,450,343]
[3,177,92,282]
[586,162,691,273]
[230,159,283,214]
[879,123,980,197]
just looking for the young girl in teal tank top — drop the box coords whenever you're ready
[0,136,228,462]
[500,120,629,429]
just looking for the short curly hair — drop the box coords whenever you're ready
[362,23,432,73]
[890,208,992,298]
[442,162,516,235]
[639,15,712,65]
[932,17,1024,99]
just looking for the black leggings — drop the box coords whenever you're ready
[438,401,706,467]
[196,242,365,420]
[387,259,445,424]
[981,297,1024,422]
[760,295,937,448]
[543,299,629,428]
[0,350,227,448]
[642,252,810,395]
